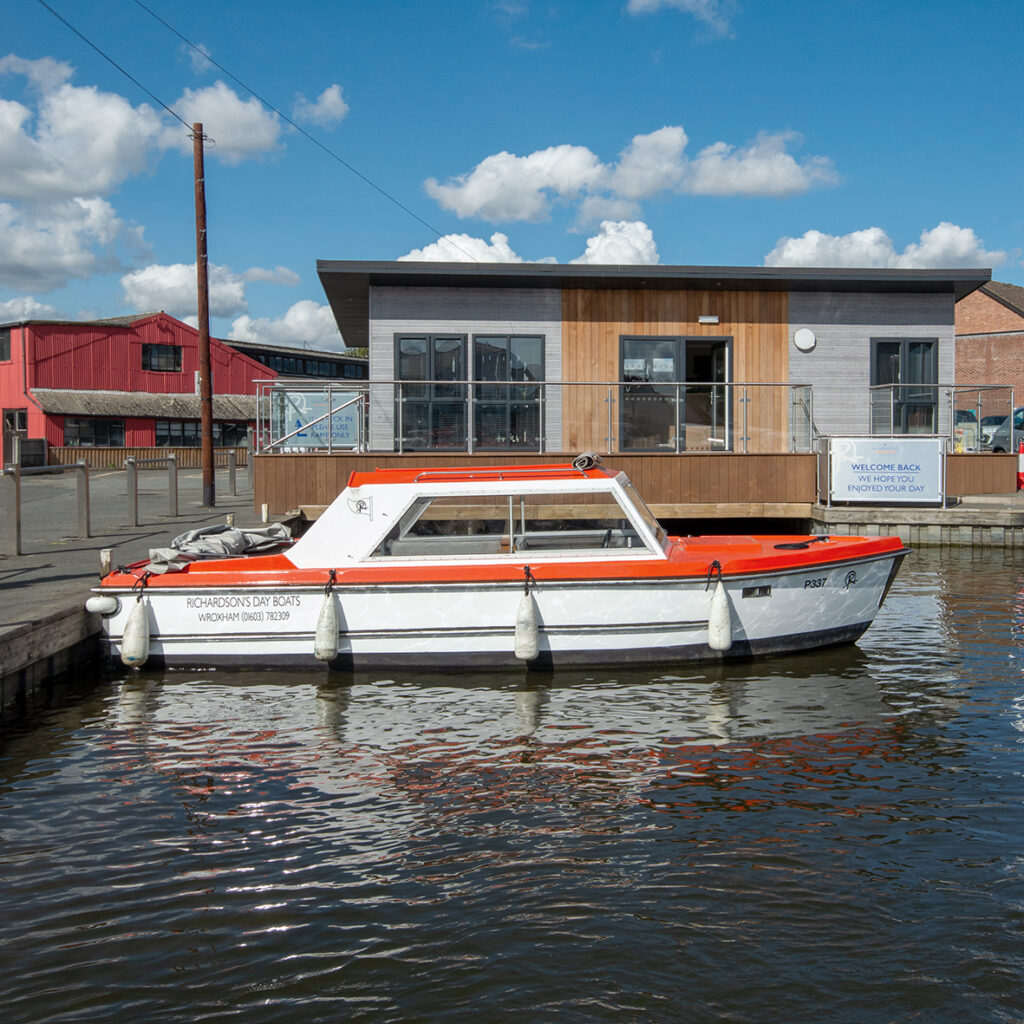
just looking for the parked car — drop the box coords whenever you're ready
[980,414,1006,448]
[988,406,1024,453]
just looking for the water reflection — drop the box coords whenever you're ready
[2,549,1024,1024]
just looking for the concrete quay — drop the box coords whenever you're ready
[812,493,1024,548]
[0,465,268,725]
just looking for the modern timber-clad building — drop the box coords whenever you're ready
[254,261,1015,515]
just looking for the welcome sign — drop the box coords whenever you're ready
[828,437,945,504]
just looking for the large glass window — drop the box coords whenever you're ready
[64,417,125,447]
[0,328,10,361]
[395,334,545,451]
[395,335,467,449]
[371,490,650,559]
[142,343,182,372]
[620,336,730,451]
[155,420,249,446]
[871,338,938,434]
[473,335,543,449]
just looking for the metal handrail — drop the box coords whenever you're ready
[0,461,89,556]
[256,378,814,457]
[125,454,178,524]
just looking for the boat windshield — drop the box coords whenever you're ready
[621,480,667,548]
[371,489,656,559]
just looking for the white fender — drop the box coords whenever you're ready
[514,591,540,661]
[708,579,733,652]
[86,594,120,616]
[314,591,340,662]
[121,597,150,667]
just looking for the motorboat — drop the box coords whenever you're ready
[87,456,907,671]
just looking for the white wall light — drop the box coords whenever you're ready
[698,315,719,324]
[793,328,816,352]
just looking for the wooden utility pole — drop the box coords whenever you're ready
[193,122,215,507]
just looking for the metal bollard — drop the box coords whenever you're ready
[125,457,138,527]
[228,450,237,497]
[75,461,91,538]
[2,467,21,555]
[167,453,178,517]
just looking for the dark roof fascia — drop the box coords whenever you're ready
[316,261,992,348]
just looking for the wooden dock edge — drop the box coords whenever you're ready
[1,604,103,726]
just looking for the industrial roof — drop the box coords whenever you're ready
[316,261,992,348]
[31,389,257,420]
[222,338,367,361]
[0,312,163,330]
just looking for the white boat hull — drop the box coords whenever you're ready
[99,551,903,671]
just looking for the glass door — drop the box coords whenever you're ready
[871,339,937,434]
[683,339,730,450]
[621,339,678,450]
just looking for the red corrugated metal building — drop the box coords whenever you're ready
[0,312,276,463]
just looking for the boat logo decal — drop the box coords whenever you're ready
[844,570,858,589]
[348,496,373,519]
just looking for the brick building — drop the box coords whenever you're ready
[955,281,1024,402]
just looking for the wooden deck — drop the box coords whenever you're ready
[254,451,1018,517]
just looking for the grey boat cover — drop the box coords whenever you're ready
[145,522,292,574]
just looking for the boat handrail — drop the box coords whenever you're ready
[411,465,590,483]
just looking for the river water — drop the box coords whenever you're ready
[2,549,1023,1023]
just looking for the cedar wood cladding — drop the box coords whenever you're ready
[561,288,788,453]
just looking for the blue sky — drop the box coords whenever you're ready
[3,0,1021,349]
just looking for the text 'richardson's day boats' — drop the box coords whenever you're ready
[88,458,907,671]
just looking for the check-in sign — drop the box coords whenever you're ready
[829,437,944,504]
[271,389,361,449]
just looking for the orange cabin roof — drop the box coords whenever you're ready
[345,463,615,487]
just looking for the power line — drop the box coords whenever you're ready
[130,0,479,262]
[35,0,191,131]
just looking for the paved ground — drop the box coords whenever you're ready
[0,464,270,636]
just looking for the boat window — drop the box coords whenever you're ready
[370,490,653,558]
[621,481,667,547]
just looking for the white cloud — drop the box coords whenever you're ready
[892,222,1005,269]
[609,126,688,199]
[240,265,301,286]
[0,54,73,93]
[764,222,1005,269]
[425,145,606,222]
[292,84,349,127]
[0,295,60,320]
[0,61,162,202]
[576,194,643,225]
[0,198,147,292]
[685,132,838,196]
[571,220,660,265]
[424,127,836,224]
[185,42,214,75]
[120,262,249,318]
[230,300,343,350]
[399,221,658,266]
[626,0,737,36]
[399,231,531,262]
[163,82,282,164]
